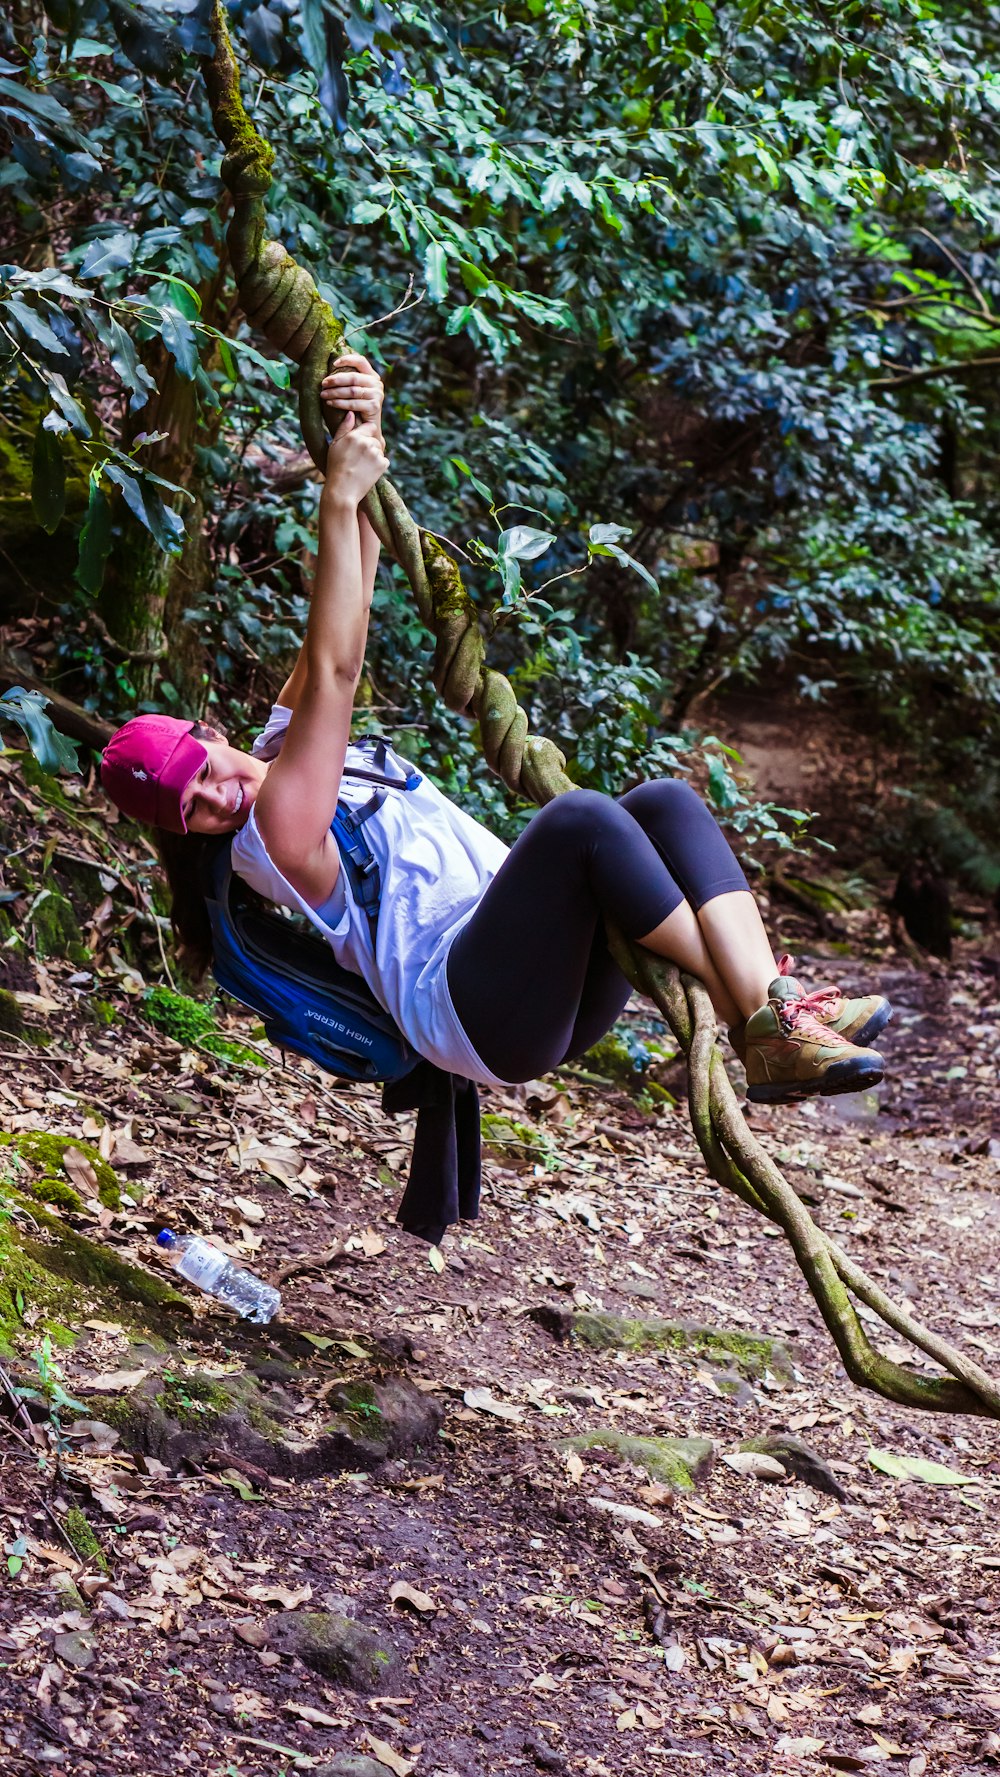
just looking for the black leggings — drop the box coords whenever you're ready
[447,781,751,1084]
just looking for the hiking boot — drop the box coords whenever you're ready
[729,956,892,1063]
[742,991,885,1104]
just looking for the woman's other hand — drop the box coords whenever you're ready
[321,351,384,426]
[321,410,389,508]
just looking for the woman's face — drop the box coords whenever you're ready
[182,737,268,835]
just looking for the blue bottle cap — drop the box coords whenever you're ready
[156,1230,175,1248]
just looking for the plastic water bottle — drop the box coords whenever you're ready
[157,1230,281,1325]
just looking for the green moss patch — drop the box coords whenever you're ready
[0,1131,122,1210]
[571,1311,795,1380]
[481,1113,556,1168]
[63,1506,108,1571]
[0,988,24,1037]
[560,1430,715,1492]
[142,986,265,1067]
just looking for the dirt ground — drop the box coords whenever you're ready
[2,889,999,1777]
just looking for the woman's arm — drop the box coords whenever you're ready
[277,353,384,713]
[254,409,388,906]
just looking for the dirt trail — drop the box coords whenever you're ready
[1,925,999,1776]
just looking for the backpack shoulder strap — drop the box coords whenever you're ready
[331,791,384,940]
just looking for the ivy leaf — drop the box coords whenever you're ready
[106,317,157,409]
[499,554,522,605]
[31,421,65,534]
[0,689,80,776]
[228,337,291,389]
[450,456,492,503]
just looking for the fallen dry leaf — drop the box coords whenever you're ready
[80,1368,150,1393]
[722,1451,787,1481]
[232,1195,265,1224]
[245,1582,312,1609]
[389,1580,437,1615]
[284,1702,347,1727]
[62,1144,100,1195]
[463,1386,523,1422]
[366,1735,416,1777]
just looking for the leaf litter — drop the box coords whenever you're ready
[1,746,1000,1772]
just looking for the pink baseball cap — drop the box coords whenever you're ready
[101,715,208,834]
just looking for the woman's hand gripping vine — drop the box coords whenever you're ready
[254,353,388,908]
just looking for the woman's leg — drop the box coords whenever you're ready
[448,790,694,1082]
[618,780,777,1021]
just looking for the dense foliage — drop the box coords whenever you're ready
[1,2,999,865]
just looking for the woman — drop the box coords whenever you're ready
[101,354,891,1111]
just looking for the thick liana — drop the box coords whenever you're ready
[200,2,1000,1418]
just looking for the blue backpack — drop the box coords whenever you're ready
[200,771,419,1085]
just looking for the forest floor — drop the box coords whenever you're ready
[1,742,999,1777]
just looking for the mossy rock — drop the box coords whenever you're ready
[89,1367,445,1479]
[741,1432,847,1499]
[0,988,24,1037]
[265,1610,402,1693]
[560,1430,715,1492]
[582,1024,676,1091]
[480,1113,555,1168]
[0,1218,87,1356]
[0,1187,190,1353]
[571,1311,795,1381]
[25,887,90,966]
[0,1131,122,1210]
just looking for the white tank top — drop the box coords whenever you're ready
[230,705,511,1087]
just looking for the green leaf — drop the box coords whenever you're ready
[157,305,198,380]
[0,689,80,776]
[352,200,388,225]
[7,1556,23,1578]
[0,75,91,150]
[45,371,91,439]
[80,231,139,278]
[450,457,493,503]
[31,421,65,534]
[229,337,291,389]
[499,524,555,562]
[499,554,522,604]
[867,1448,977,1486]
[424,240,448,302]
[106,318,156,408]
[5,295,70,357]
[76,479,113,596]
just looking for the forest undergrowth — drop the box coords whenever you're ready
[0,738,999,1777]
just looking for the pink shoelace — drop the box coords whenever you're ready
[774,954,842,1033]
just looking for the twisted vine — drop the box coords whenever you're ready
[201,5,1000,1418]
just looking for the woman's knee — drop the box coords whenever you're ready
[620,777,707,829]
[527,788,625,847]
